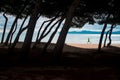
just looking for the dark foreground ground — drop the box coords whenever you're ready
[0,44,120,80]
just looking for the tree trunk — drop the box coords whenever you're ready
[41,17,64,54]
[107,24,115,46]
[42,20,60,38]
[1,13,8,44]
[53,0,80,58]
[103,30,110,47]
[9,21,18,47]
[4,16,18,45]
[4,2,28,46]
[36,20,51,42]
[33,16,59,49]
[32,19,51,49]
[104,24,115,47]
[22,0,41,54]
[98,14,110,52]
[11,15,28,49]
[37,15,59,43]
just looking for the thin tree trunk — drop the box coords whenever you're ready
[103,30,110,47]
[32,19,55,49]
[103,24,115,47]
[4,17,17,46]
[9,21,18,47]
[107,24,115,46]
[7,22,18,55]
[41,17,64,54]
[22,0,41,55]
[33,16,59,49]
[40,18,61,50]
[1,13,8,44]
[53,0,81,58]
[41,18,61,40]
[11,15,28,49]
[37,15,59,43]
[18,15,28,33]
[4,2,28,46]
[98,14,110,52]
[35,20,51,42]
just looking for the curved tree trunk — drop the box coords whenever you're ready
[22,0,42,55]
[107,24,115,47]
[104,24,115,47]
[41,17,64,54]
[103,30,110,47]
[42,19,61,39]
[33,16,59,49]
[32,19,55,49]
[37,15,59,43]
[4,17,18,46]
[9,21,18,47]
[1,13,8,44]
[4,2,28,46]
[35,20,52,43]
[98,14,110,52]
[53,0,81,59]
[11,15,28,49]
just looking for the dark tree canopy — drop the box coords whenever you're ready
[1,0,120,22]
[0,0,120,54]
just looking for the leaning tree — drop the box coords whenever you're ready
[0,0,32,46]
[52,0,115,57]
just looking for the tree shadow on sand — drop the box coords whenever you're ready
[0,43,120,67]
[0,43,120,80]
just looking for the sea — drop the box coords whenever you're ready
[0,14,120,44]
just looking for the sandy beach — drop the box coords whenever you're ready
[66,43,99,49]
[62,43,120,53]
[62,43,98,53]
[66,43,120,49]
